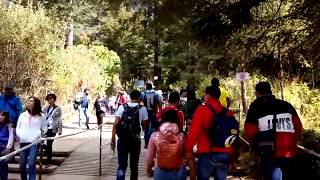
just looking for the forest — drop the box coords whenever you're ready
[0,0,319,167]
[0,0,319,176]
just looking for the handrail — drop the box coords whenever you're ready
[297,145,320,159]
[0,122,106,162]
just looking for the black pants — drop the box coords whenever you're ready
[96,112,104,126]
[260,156,297,180]
[117,138,141,180]
[45,129,56,164]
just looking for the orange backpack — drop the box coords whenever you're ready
[156,131,184,170]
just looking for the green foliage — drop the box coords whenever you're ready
[49,45,120,101]
[0,3,120,104]
[0,3,63,98]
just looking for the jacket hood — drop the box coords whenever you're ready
[159,122,179,135]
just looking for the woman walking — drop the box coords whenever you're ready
[43,93,62,165]
[0,112,14,180]
[16,96,47,180]
[146,110,187,180]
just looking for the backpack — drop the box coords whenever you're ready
[116,104,142,140]
[207,104,239,148]
[143,91,158,111]
[73,99,80,110]
[156,127,184,170]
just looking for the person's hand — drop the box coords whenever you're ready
[1,148,12,156]
[111,139,116,152]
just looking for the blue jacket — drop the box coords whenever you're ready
[0,94,23,125]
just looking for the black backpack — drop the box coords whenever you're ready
[207,104,239,148]
[116,104,142,140]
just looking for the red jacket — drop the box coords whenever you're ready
[185,98,234,154]
[157,106,184,131]
[245,95,302,158]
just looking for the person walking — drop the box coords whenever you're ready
[43,93,62,165]
[141,83,161,148]
[211,78,231,108]
[0,112,14,180]
[183,90,202,132]
[245,82,302,180]
[111,90,148,180]
[79,88,90,129]
[185,86,238,180]
[147,110,186,180]
[16,96,47,180]
[0,83,23,127]
[156,92,184,131]
[93,93,108,126]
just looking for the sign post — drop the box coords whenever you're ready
[236,72,249,114]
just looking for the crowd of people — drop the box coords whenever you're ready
[0,78,303,180]
[0,83,62,180]
[111,79,302,180]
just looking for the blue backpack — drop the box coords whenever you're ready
[207,104,239,148]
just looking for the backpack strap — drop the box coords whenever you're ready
[123,103,129,111]
[206,104,217,114]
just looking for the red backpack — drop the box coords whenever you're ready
[156,130,184,170]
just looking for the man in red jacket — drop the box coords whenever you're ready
[185,86,235,180]
[245,82,302,180]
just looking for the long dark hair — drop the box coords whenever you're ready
[0,112,11,124]
[158,110,183,133]
[28,96,42,116]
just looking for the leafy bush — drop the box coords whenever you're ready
[0,4,121,121]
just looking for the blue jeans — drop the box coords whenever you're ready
[198,153,230,180]
[116,138,141,180]
[20,143,39,180]
[79,108,89,127]
[0,147,8,180]
[154,165,187,180]
[260,157,296,180]
[144,111,156,147]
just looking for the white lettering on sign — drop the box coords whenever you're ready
[258,113,295,133]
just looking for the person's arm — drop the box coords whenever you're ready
[56,107,63,135]
[111,117,120,151]
[244,103,258,143]
[290,105,303,142]
[185,106,207,180]
[93,100,96,112]
[111,105,124,151]
[16,114,23,138]
[146,133,156,177]
[226,97,232,108]
[16,97,23,116]
[179,111,185,130]
[140,107,149,130]
[6,125,14,149]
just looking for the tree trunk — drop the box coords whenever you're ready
[2,0,10,8]
[65,19,74,48]
[65,0,73,48]
[153,1,160,88]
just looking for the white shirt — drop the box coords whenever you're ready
[116,103,148,123]
[16,111,47,143]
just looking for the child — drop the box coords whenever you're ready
[0,111,14,180]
